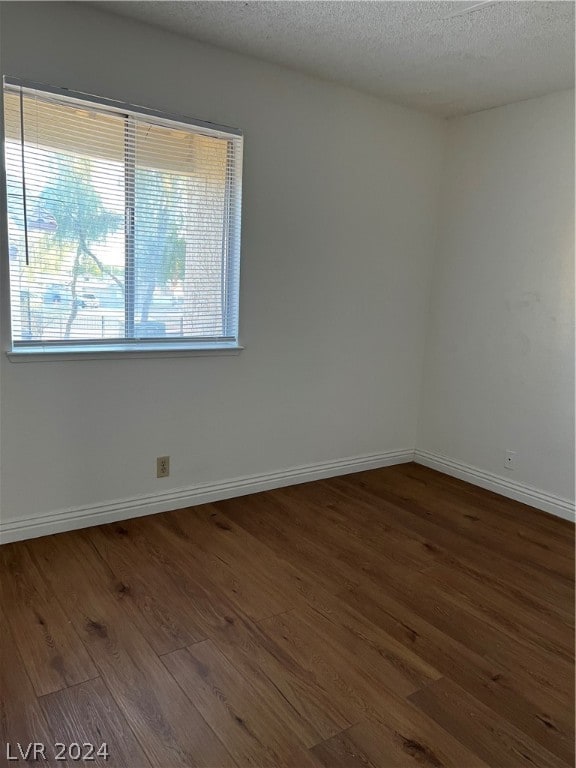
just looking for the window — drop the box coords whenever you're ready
[2,78,243,355]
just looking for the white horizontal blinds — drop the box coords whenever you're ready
[132,120,234,339]
[223,137,243,339]
[4,89,127,343]
[3,81,243,348]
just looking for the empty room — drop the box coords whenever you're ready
[0,1,574,767]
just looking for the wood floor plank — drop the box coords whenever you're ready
[0,542,98,696]
[113,502,337,755]
[160,505,295,620]
[273,484,432,574]
[180,503,312,610]
[39,678,151,768]
[420,564,574,664]
[309,723,382,768]
[393,476,575,581]
[298,603,441,698]
[0,602,58,766]
[409,677,570,768]
[330,474,574,614]
[202,503,335,612]
[220,489,420,613]
[311,716,484,768]
[163,639,316,767]
[322,474,574,625]
[26,531,236,768]
[206,507,443,736]
[340,468,574,584]
[267,486,426,589]
[230,484,567,704]
[94,515,246,642]
[260,609,490,768]
[397,463,575,544]
[403,570,574,716]
[215,492,362,595]
[337,581,575,764]
[206,607,353,747]
[89,513,338,747]
[0,464,572,768]
[283,479,441,571]
[89,523,208,654]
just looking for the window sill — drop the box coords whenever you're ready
[6,343,244,362]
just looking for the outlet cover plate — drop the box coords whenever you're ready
[157,456,170,478]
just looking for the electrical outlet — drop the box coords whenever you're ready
[156,456,170,478]
[504,450,516,471]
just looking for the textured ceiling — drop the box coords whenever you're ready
[97,1,574,117]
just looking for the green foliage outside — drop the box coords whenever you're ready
[32,153,186,337]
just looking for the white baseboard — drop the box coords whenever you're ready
[414,449,575,523]
[4,446,570,543]
[0,448,414,544]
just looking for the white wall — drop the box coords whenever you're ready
[418,91,575,510]
[0,2,445,536]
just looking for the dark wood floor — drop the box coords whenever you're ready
[1,463,574,768]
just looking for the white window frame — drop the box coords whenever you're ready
[0,77,244,361]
